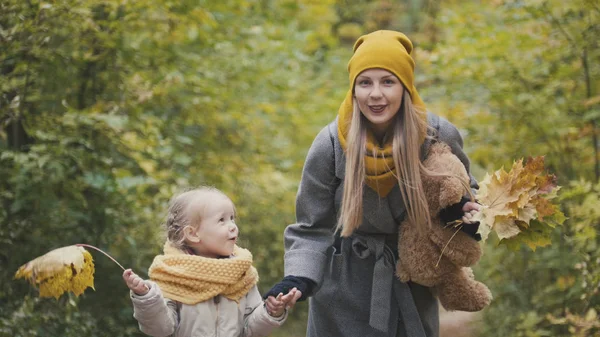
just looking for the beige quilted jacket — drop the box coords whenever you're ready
[130,281,287,337]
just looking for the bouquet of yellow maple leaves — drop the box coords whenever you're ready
[473,156,566,251]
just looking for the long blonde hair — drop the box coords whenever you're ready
[337,91,436,236]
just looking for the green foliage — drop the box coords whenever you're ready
[421,0,599,181]
[473,180,599,337]
[2,0,598,336]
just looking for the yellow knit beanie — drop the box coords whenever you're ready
[338,30,428,143]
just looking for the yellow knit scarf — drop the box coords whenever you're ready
[148,242,258,305]
[338,90,429,197]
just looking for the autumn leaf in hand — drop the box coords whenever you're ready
[15,244,125,299]
[15,245,95,298]
[474,156,565,250]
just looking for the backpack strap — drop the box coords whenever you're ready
[421,112,441,159]
[429,111,441,140]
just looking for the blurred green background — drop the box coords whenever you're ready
[1,0,598,336]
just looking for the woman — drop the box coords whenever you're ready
[265,30,480,337]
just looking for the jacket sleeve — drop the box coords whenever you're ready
[283,125,338,286]
[242,285,287,337]
[130,281,178,337]
[436,115,479,191]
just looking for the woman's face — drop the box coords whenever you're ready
[354,68,405,138]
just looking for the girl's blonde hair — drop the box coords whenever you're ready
[164,186,234,249]
[337,91,440,235]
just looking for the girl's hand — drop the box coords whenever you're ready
[461,201,481,224]
[123,269,150,296]
[265,287,302,317]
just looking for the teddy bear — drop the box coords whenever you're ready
[396,141,492,312]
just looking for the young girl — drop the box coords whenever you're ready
[123,187,300,337]
[265,30,481,336]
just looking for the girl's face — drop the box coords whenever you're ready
[186,194,238,258]
[354,68,405,138]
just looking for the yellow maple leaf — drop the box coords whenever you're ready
[14,243,125,299]
[15,245,95,298]
[494,215,522,240]
[516,204,537,224]
[512,190,533,210]
[532,195,559,220]
[508,160,535,193]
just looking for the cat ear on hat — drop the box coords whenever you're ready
[352,34,367,52]
[394,32,414,55]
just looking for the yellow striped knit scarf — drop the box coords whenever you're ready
[148,242,258,305]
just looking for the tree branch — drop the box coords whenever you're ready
[538,3,578,50]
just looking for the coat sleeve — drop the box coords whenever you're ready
[436,115,479,191]
[283,125,339,286]
[242,285,287,337]
[130,281,179,337]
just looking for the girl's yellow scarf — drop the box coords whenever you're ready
[148,242,258,305]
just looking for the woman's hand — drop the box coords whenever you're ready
[264,288,302,318]
[461,201,481,224]
[123,269,150,296]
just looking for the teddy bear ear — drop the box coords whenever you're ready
[428,142,451,156]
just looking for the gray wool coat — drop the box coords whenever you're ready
[283,112,478,337]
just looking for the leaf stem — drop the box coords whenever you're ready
[76,244,126,271]
[435,225,463,268]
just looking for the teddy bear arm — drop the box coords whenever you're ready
[438,176,468,210]
[398,224,455,287]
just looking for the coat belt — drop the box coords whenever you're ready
[350,233,426,336]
